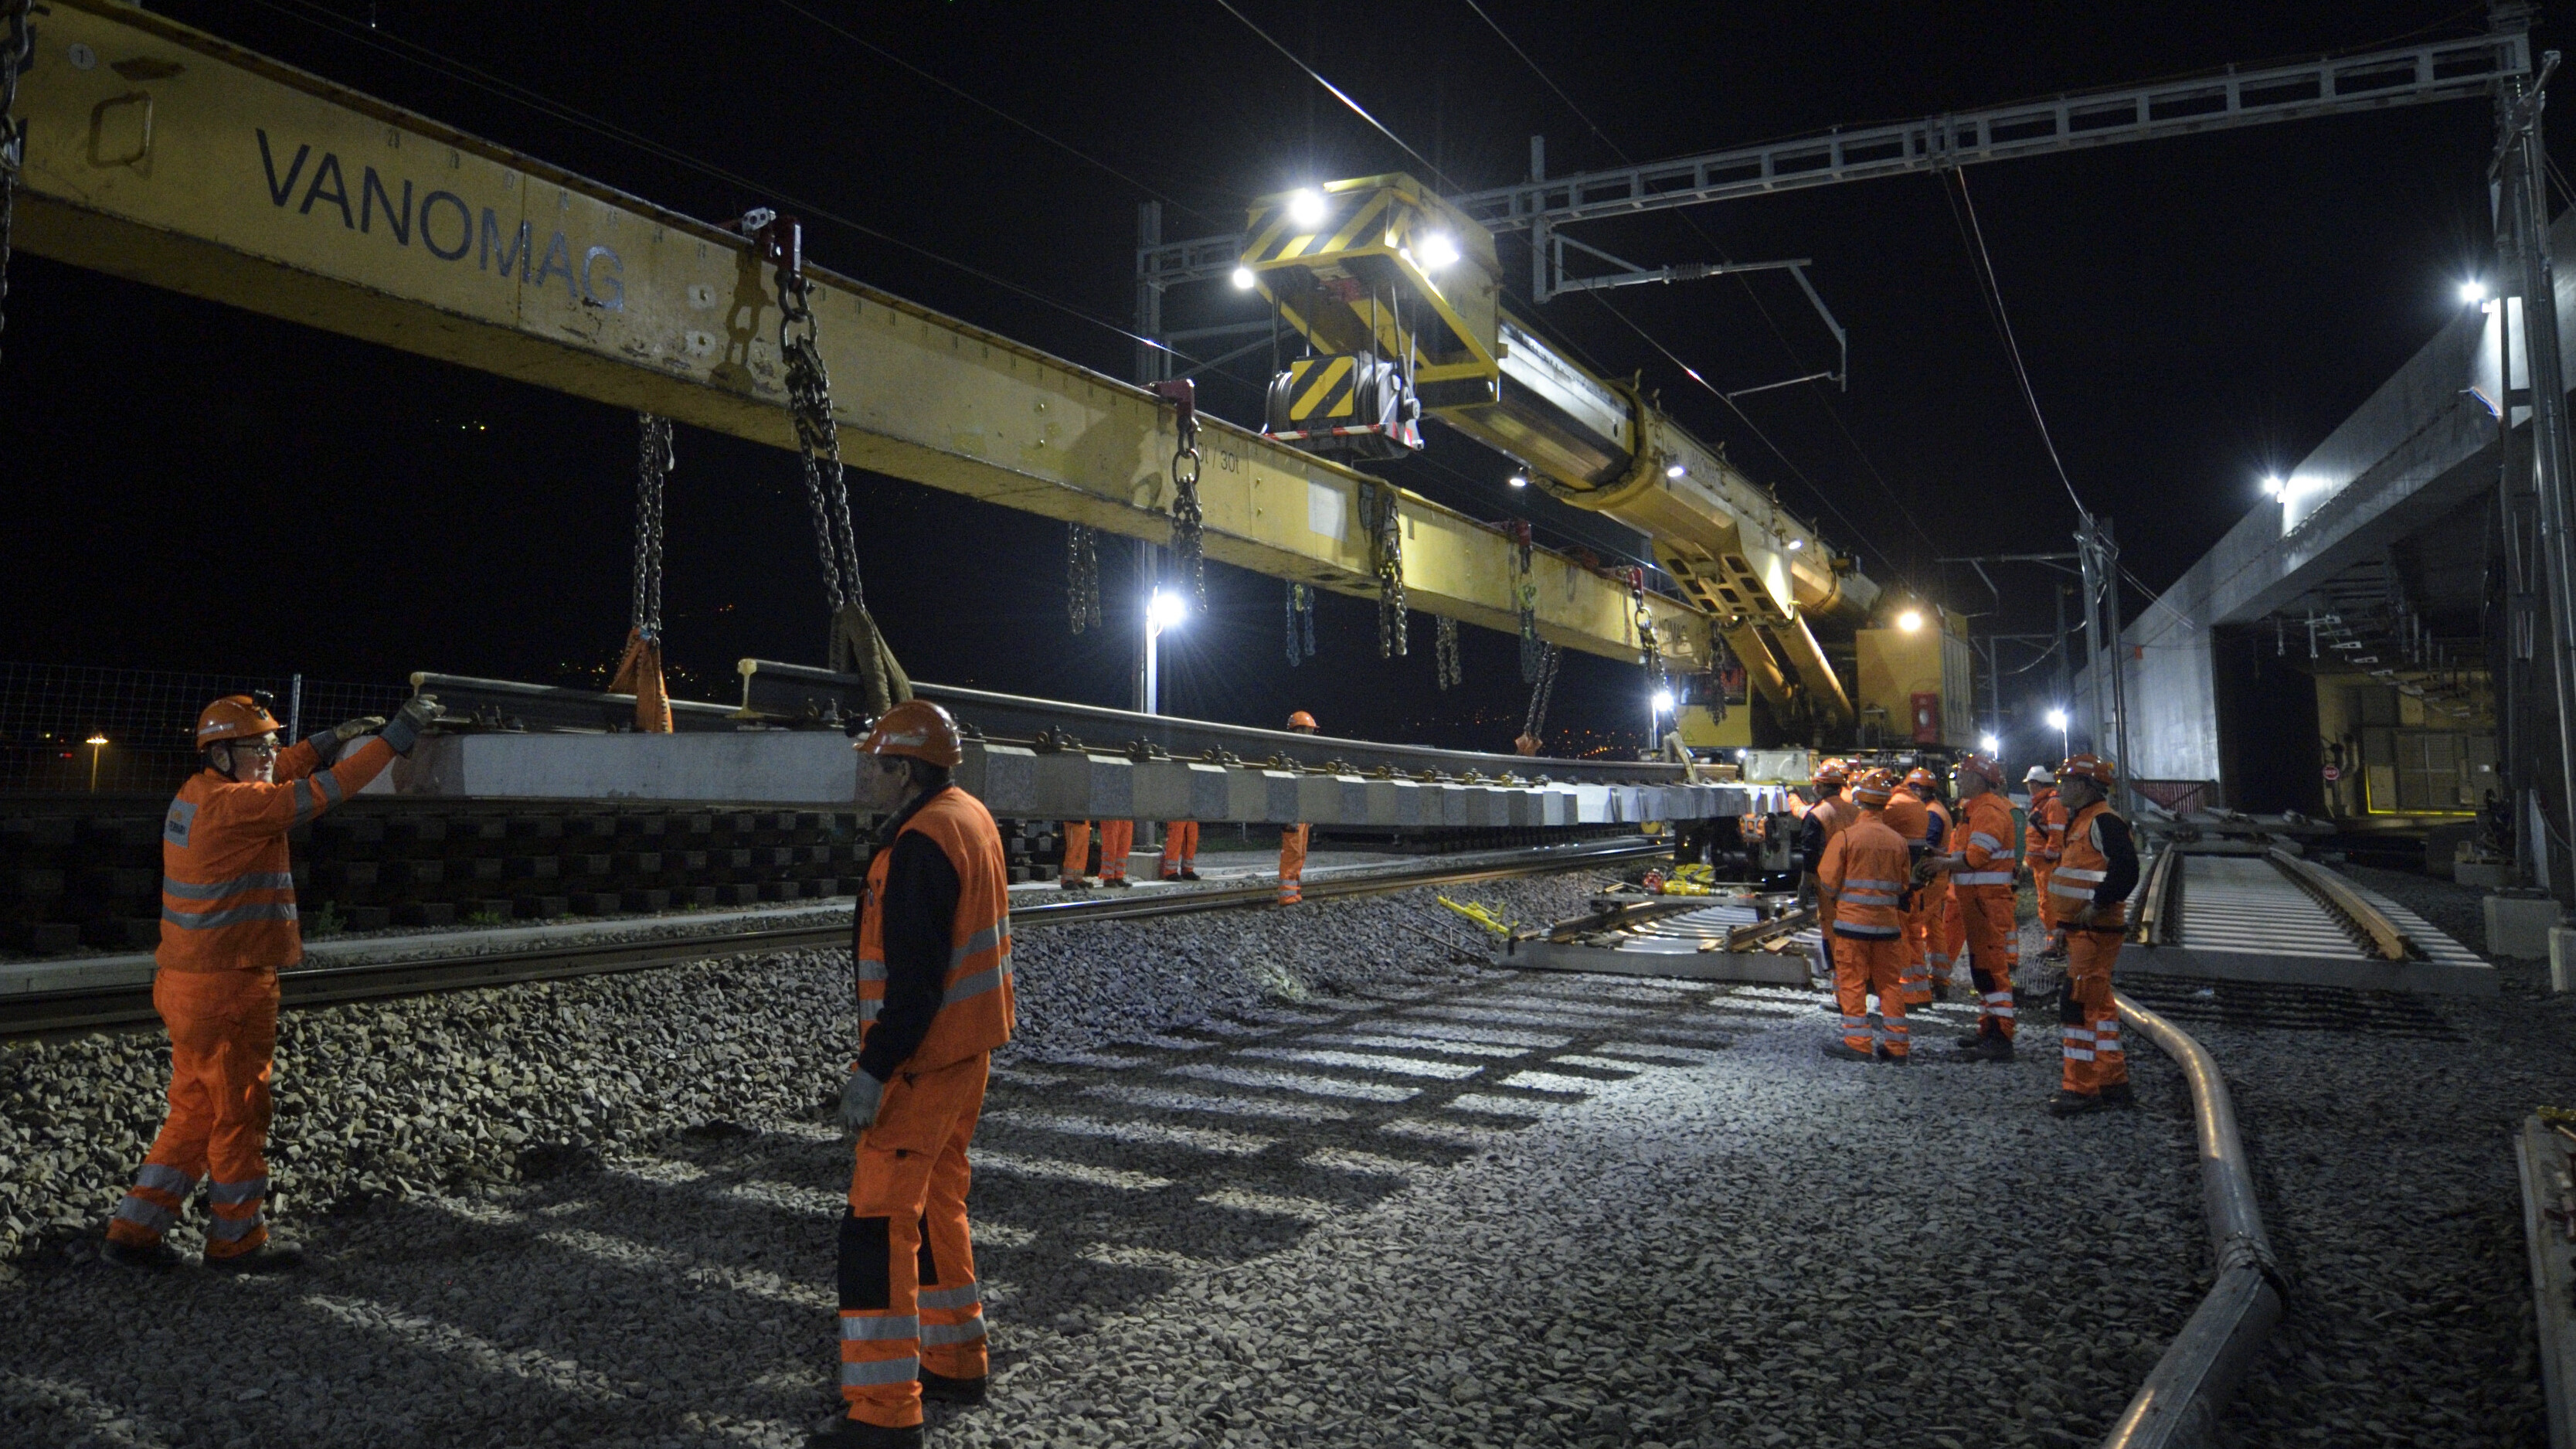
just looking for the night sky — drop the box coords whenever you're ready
[0,2,2544,757]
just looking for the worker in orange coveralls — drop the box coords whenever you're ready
[1278,710,1319,903]
[1816,768,1915,1065]
[1935,753,2021,1061]
[1056,818,1134,889]
[101,690,440,1273]
[826,700,1015,1448]
[1901,767,1956,1005]
[2044,753,2141,1117]
[1881,771,1937,1007]
[2027,765,2068,960]
[1158,820,1200,879]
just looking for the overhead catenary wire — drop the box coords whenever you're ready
[1944,168,2089,520]
[1210,0,1459,191]
[1456,0,1935,577]
[246,0,1233,377]
[763,0,1239,231]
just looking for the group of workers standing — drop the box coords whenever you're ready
[1055,709,1320,906]
[1802,750,2139,1117]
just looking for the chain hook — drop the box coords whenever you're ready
[1150,379,1205,613]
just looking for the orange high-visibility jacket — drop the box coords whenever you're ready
[1883,794,1931,855]
[857,787,1015,1074]
[1818,811,1911,939]
[2049,799,2129,930]
[158,736,396,974]
[1954,792,2019,891]
[2029,789,2065,866]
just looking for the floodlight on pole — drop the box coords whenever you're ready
[86,733,107,793]
[2462,279,2490,305]
[1143,588,1186,716]
[1652,688,1676,714]
[2045,706,2071,759]
[1980,733,2000,756]
[2261,474,2283,496]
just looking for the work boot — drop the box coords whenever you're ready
[806,1420,923,1449]
[1100,876,1133,889]
[1058,876,1093,891]
[2048,1090,2106,1118]
[1820,1042,1874,1063]
[205,1243,304,1275]
[1872,1043,1912,1066]
[1928,980,1952,1003]
[2099,1082,2136,1109]
[1949,1033,2014,1063]
[100,1237,183,1272]
[919,1367,987,1406]
[1178,869,1201,882]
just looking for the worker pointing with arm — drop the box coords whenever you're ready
[825,701,1014,1449]
[102,691,439,1273]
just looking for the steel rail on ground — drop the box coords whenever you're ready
[0,838,1664,1038]
[2098,992,2285,1449]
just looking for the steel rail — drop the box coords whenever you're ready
[2099,993,2285,1449]
[2130,846,2186,947]
[0,838,1662,1038]
[2264,846,2414,961]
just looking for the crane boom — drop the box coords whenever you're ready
[7,0,1704,674]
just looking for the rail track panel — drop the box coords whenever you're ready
[2127,851,2497,996]
[0,873,2208,1447]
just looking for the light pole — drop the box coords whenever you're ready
[2045,708,2070,764]
[86,734,108,792]
[1143,587,1187,716]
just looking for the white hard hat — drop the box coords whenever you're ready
[2023,765,2055,784]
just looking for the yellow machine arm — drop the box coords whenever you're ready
[1236,177,1884,732]
[8,2,1702,673]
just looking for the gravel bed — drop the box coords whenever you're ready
[2119,862,2567,1447]
[0,871,2206,1447]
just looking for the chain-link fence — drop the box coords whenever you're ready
[0,662,413,794]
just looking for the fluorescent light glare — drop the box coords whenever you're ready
[1664,463,1687,479]
[1506,471,1528,488]
[1785,537,1805,551]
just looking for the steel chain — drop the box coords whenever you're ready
[1513,522,1541,682]
[1630,567,1663,690]
[1284,581,1313,667]
[1170,412,1206,612]
[632,413,672,638]
[1066,523,1101,634]
[1522,644,1561,742]
[775,262,861,613]
[1369,483,1407,658]
[0,0,34,363]
[1434,615,1462,690]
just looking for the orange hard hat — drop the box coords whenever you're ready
[855,699,964,768]
[1955,753,2006,789]
[1286,710,1318,730]
[1902,767,1939,791]
[195,694,281,748]
[1850,768,1899,808]
[1811,757,1848,787]
[2059,753,2118,787]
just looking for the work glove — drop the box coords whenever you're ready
[332,714,388,743]
[378,694,441,756]
[838,1068,885,1140]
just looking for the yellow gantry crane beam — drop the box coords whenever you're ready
[10,1,1703,672]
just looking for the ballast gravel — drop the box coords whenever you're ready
[0,867,2211,1447]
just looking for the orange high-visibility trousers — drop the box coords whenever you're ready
[1958,889,2020,1040]
[1901,881,1950,1005]
[1945,879,1967,968]
[105,967,280,1258]
[1098,820,1134,883]
[1059,821,1091,881]
[839,1053,994,1430]
[2058,932,2127,1096]
[1278,824,1309,904]
[1832,933,1909,1059]
[1159,821,1198,878]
